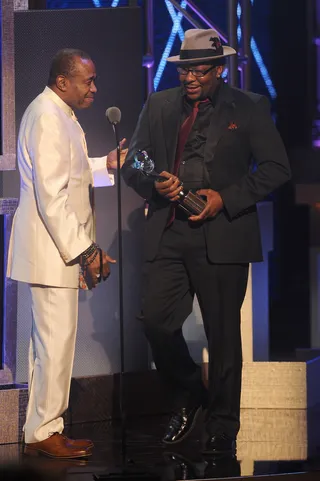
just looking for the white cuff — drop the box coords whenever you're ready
[90,156,115,187]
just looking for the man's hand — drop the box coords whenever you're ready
[189,189,223,222]
[107,138,128,170]
[85,249,116,288]
[154,171,182,201]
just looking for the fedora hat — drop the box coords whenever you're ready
[167,28,236,65]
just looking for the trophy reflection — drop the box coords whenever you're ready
[133,150,206,216]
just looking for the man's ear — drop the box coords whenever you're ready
[216,65,224,79]
[56,74,68,92]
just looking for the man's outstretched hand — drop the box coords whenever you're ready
[107,138,128,170]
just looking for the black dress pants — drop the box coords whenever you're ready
[142,217,249,438]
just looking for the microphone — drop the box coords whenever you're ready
[106,106,121,144]
[106,106,121,125]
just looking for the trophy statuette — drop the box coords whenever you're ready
[132,150,206,216]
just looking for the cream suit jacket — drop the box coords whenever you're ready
[7,87,114,288]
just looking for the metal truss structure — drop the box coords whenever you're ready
[150,0,276,98]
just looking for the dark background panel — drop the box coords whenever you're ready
[267,0,313,359]
[14,7,143,155]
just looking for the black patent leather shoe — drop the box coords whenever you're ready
[162,406,202,444]
[202,434,236,455]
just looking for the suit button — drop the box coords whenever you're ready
[181,161,186,165]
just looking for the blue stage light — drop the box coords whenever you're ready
[165,0,185,42]
[154,0,187,92]
[250,37,276,99]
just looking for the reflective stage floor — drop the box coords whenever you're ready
[1,415,320,481]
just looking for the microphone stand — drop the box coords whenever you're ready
[94,123,159,481]
[114,121,126,465]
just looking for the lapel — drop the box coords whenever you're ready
[161,88,184,172]
[204,82,236,165]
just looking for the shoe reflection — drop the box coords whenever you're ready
[204,453,241,478]
[20,456,88,480]
[162,450,240,480]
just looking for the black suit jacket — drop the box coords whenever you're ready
[122,82,291,263]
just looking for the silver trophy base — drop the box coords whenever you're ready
[178,190,206,216]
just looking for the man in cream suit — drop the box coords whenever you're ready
[7,49,126,458]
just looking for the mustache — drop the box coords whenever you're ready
[183,80,198,86]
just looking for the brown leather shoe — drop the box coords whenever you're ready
[24,433,92,458]
[21,431,94,449]
[64,436,94,449]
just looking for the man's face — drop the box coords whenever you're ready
[63,57,97,110]
[178,63,223,101]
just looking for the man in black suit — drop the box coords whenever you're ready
[122,28,291,454]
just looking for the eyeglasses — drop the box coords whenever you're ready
[177,66,215,78]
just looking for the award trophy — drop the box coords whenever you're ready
[133,150,207,216]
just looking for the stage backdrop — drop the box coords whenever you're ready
[8,6,147,381]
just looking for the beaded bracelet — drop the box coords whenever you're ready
[82,242,97,259]
[84,247,99,266]
[80,242,100,267]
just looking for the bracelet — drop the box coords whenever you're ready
[81,242,97,260]
[85,248,99,267]
[80,242,100,267]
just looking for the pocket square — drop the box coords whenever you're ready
[228,121,238,130]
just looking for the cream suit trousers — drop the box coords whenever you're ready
[24,284,79,443]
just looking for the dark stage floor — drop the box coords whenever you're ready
[1,416,320,481]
